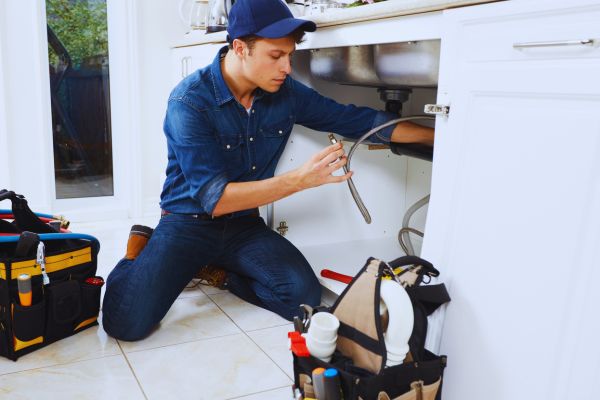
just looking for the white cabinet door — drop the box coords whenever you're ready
[171,43,225,87]
[422,1,600,399]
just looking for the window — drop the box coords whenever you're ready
[46,0,113,199]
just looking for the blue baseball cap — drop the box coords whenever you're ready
[227,0,317,42]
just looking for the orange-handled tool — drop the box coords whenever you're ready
[17,274,32,306]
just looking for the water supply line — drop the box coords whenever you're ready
[344,116,435,224]
[399,194,430,255]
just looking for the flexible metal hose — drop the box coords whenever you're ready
[345,116,435,224]
[401,194,430,255]
[398,226,424,255]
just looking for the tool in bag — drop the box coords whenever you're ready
[292,255,450,400]
[0,189,102,361]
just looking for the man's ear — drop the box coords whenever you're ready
[231,39,247,58]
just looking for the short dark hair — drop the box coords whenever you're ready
[228,28,306,53]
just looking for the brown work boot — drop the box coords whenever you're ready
[195,265,228,289]
[125,225,154,260]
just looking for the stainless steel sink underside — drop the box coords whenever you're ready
[309,40,440,88]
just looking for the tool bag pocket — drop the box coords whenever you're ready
[11,300,45,352]
[74,282,101,332]
[293,349,446,400]
[45,280,82,342]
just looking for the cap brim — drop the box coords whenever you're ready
[254,17,317,39]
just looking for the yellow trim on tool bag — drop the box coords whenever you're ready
[7,260,40,279]
[14,335,43,352]
[74,316,98,331]
[11,304,44,352]
[2,247,92,281]
[45,247,92,274]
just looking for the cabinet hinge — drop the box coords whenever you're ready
[276,221,288,236]
[424,104,450,116]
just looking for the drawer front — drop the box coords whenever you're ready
[449,1,600,64]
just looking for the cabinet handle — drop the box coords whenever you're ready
[181,56,192,78]
[513,39,595,49]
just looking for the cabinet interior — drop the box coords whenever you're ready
[274,47,439,297]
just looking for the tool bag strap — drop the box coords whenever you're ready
[0,190,55,234]
[330,258,388,374]
[388,255,439,278]
[406,284,450,317]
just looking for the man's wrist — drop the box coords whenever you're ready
[283,169,303,194]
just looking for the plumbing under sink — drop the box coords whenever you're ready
[309,40,441,88]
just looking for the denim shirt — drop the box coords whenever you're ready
[160,46,397,216]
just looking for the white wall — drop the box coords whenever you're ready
[0,6,9,188]
[0,0,55,211]
[135,0,188,217]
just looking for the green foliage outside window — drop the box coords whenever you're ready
[46,0,108,68]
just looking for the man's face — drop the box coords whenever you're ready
[240,36,296,93]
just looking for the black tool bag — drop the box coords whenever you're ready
[293,256,450,400]
[0,190,102,361]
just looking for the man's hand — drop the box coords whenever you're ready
[291,142,353,191]
[212,143,351,216]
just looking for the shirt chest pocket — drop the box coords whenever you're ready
[217,133,246,172]
[259,116,294,139]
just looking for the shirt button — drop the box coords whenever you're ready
[252,109,255,114]
[249,137,254,141]
[226,144,231,149]
[278,130,283,134]
[252,166,256,170]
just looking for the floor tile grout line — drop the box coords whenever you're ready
[205,292,291,332]
[245,327,295,381]
[225,384,293,400]
[206,293,249,334]
[120,330,243,355]
[0,351,122,378]
[204,293,289,374]
[117,339,149,400]
[243,321,291,333]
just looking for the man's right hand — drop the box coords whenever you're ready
[213,143,352,216]
[291,142,353,191]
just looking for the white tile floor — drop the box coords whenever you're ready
[0,218,298,400]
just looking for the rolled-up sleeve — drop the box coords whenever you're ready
[292,79,397,143]
[164,99,228,214]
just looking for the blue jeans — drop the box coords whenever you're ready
[101,213,321,341]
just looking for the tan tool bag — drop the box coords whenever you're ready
[293,256,450,400]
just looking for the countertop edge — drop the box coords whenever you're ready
[172,0,501,48]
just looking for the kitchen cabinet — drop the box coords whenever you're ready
[423,1,600,399]
[171,43,224,85]
[170,1,600,398]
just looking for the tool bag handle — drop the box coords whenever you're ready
[388,255,440,277]
[0,233,99,244]
[0,232,100,256]
[0,190,55,234]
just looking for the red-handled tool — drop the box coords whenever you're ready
[320,269,353,284]
[288,331,310,357]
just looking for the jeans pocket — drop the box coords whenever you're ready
[45,280,81,342]
[74,282,101,331]
[12,300,45,352]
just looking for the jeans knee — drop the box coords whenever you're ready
[102,288,155,341]
[280,278,321,318]
[102,310,154,341]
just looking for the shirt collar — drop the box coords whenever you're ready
[210,46,235,106]
[210,45,268,106]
